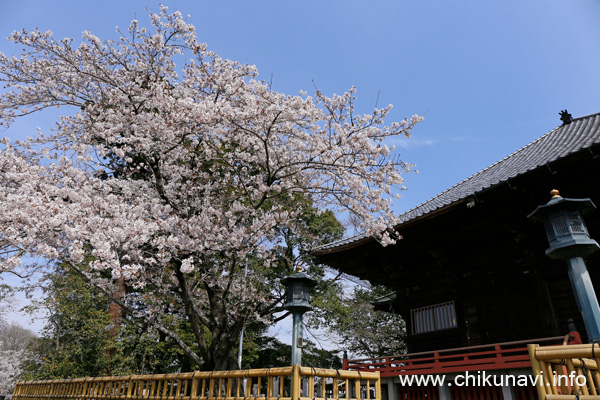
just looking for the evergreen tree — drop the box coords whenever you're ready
[310,285,406,358]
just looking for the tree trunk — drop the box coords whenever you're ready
[107,276,125,339]
[104,276,125,373]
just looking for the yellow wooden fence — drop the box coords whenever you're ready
[528,343,600,400]
[12,365,380,400]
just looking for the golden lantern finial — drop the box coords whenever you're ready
[550,189,561,199]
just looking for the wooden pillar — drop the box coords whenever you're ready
[438,382,451,400]
[382,377,398,400]
[501,380,516,400]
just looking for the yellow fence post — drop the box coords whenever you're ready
[126,375,133,399]
[12,382,20,400]
[527,344,547,400]
[12,364,382,400]
[375,371,381,400]
[291,364,301,400]
[191,371,199,398]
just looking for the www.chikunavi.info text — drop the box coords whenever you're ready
[398,370,586,388]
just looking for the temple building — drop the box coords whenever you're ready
[314,112,600,399]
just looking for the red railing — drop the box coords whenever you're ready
[343,336,564,377]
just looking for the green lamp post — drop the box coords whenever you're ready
[281,268,317,365]
[529,189,600,341]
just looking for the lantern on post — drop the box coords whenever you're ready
[529,189,600,341]
[281,268,317,365]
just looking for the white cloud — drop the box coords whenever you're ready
[392,137,438,149]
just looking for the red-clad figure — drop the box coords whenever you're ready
[559,319,583,395]
[563,319,583,345]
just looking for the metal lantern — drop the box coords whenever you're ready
[528,189,600,259]
[281,269,317,365]
[282,271,317,312]
[529,189,600,341]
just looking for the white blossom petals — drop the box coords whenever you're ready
[0,6,422,348]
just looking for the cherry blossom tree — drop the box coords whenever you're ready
[0,347,25,395]
[0,321,35,395]
[0,7,422,370]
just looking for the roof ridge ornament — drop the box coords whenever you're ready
[559,110,573,124]
[550,189,561,199]
[312,112,600,256]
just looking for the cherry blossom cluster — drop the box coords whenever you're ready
[0,6,422,367]
[0,349,24,394]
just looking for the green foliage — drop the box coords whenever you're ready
[20,264,201,379]
[247,335,341,370]
[267,200,346,317]
[21,266,113,379]
[109,319,201,375]
[237,321,341,370]
[309,285,406,359]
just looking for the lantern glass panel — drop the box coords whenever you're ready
[296,285,310,302]
[552,214,569,236]
[568,212,586,233]
[544,220,556,241]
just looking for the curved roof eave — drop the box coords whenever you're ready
[313,112,600,256]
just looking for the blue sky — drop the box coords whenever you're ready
[1,1,600,333]
[1,1,600,212]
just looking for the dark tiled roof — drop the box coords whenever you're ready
[316,112,600,253]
